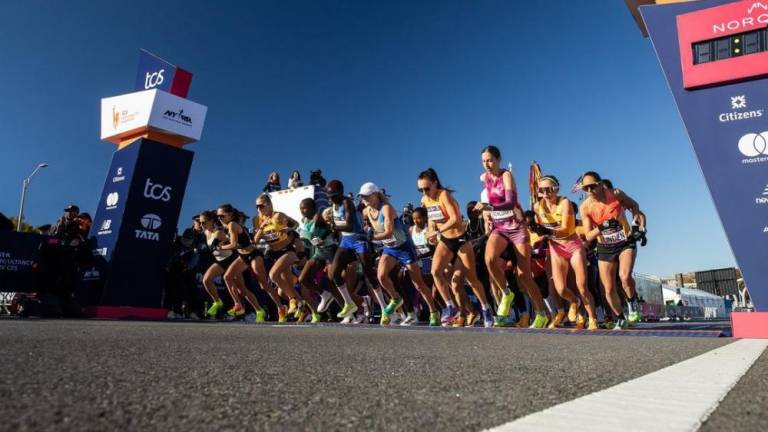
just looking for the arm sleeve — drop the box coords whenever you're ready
[490,189,518,211]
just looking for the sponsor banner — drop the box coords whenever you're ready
[100,89,207,144]
[134,49,193,98]
[642,0,768,311]
[87,139,193,307]
[0,231,46,292]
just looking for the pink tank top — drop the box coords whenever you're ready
[484,170,522,231]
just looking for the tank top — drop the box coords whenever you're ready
[367,205,408,248]
[332,199,364,238]
[483,170,523,231]
[410,225,433,258]
[206,229,233,262]
[536,197,577,240]
[301,217,336,250]
[583,189,631,245]
[254,213,291,250]
[420,190,463,228]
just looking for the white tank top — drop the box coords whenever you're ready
[206,229,233,262]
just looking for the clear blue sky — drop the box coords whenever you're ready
[0,0,736,276]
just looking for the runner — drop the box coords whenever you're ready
[532,175,598,330]
[297,197,337,323]
[474,146,549,328]
[326,180,390,324]
[213,204,267,319]
[252,194,304,320]
[359,182,440,326]
[199,211,241,319]
[579,171,646,329]
[418,168,494,327]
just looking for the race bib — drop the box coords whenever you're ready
[601,226,627,245]
[490,209,514,222]
[333,216,348,229]
[262,231,280,242]
[426,205,444,222]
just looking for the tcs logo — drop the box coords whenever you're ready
[144,69,165,89]
[144,178,172,202]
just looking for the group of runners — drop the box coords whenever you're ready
[197,145,647,330]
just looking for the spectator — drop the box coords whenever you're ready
[36,224,52,235]
[288,170,303,189]
[263,172,281,193]
[51,205,83,247]
[76,212,92,237]
[400,202,414,227]
[309,169,326,187]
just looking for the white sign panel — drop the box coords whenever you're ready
[268,186,316,226]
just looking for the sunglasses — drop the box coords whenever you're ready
[256,204,266,209]
[538,187,555,194]
[582,183,601,192]
[417,187,431,193]
[216,214,228,219]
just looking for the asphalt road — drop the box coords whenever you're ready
[0,320,749,431]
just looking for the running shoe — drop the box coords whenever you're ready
[293,301,305,319]
[227,304,245,317]
[317,291,335,313]
[380,313,391,326]
[167,310,180,319]
[479,309,493,328]
[189,312,200,320]
[574,313,585,330]
[530,313,549,329]
[602,319,614,329]
[628,311,641,326]
[497,292,514,317]
[587,318,599,331]
[429,311,440,327]
[613,318,628,330]
[353,313,366,324]
[341,314,354,324]
[466,311,479,327]
[287,298,299,315]
[206,300,223,318]
[310,312,322,324]
[568,301,580,323]
[337,303,358,318]
[493,316,510,327]
[277,306,287,323]
[452,315,466,327]
[255,308,266,323]
[400,312,416,326]
[440,305,457,326]
[516,313,530,328]
[383,297,404,315]
[548,310,566,329]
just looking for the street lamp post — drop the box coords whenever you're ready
[17,163,48,232]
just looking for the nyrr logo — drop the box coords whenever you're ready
[162,108,192,126]
[144,69,165,89]
[719,95,763,123]
[135,214,162,241]
[106,192,119,209]
[144,178,172,202]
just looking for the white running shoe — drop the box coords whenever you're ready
[390,312,405,325]
[317,291,335,313]
[352,313,366,324]
[188,312,200,320]
[400,312,416,326]
[166,310,180,319]
[341,315,354,324]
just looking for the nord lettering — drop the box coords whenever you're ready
[713,13,768,34]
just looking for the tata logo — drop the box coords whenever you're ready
[144,178,172,202]
[713,2,768,34]
[136,214,162,241]
[106,192,119,209]
[163,108,192,126]
[144,69,165,89]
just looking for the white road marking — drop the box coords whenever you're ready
[485,339,768,432]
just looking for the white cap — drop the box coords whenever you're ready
[358,182,380,196]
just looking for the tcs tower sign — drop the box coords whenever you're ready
[84,50,206,318]
[640,0,768,337]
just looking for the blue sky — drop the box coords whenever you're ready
[0,0,736,276]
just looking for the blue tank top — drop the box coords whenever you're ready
[367,205,408,248]
[332,199,364,238]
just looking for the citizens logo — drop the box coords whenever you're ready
[112,166,125,183]
[162,108,192,126]
[144,178,172,202]
[106,192,119,210]
[136,214,162,241]
[757,185,768,205]
[719,95,763,123]
[97,219,113,236]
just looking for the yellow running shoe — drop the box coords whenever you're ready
[206,300,223,318]
[310,312,322,324]
[587,318,599,331]
[227,304,245,317]
[530,313,549,329]
[574,313,586,330]
[497,292,514,317]
[567,302,580,323]
[380,313,391,326]
[255,308,266,323]
[452,315,466,328]
[465,311,478,327]
[548,310,565,329]
[516,313,530,328]
[277,306,287,323]
[287,298,299,315]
